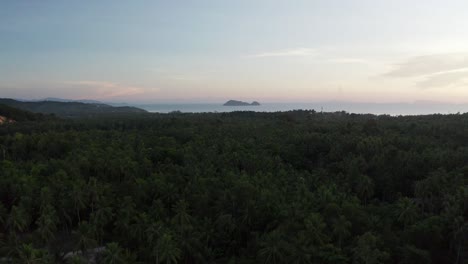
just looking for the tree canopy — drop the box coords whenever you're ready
[0,109,466,263]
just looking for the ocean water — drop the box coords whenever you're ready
[136,102,468,116]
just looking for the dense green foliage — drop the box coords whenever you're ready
[0,110,466,263]
[0,104,52,122]
[0,99,147,118]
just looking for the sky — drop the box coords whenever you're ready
[2,0,468,103]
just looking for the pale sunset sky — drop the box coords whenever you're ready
[2,0,468,103]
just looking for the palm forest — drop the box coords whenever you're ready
[0,105,466,264]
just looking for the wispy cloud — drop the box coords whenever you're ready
[63,81,149,98]
[384,53,468,89]
[416,68,468,89]
[245,48,372,66]
[147,68,217,81]
[326,58,371,64]
[246,48,316,58]
[385,53,468,77]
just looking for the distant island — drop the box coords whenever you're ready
[223,100,261,106]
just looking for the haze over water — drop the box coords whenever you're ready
[137,102,468,115]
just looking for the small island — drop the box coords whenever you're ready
[223,100,261,106]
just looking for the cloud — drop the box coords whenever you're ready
[63,81,148,98]
[245,48,372,66]
[246,48,316,58]
[416,68,468,89]
[385,53,468,77]
[326,58,371,64]
[384,53,468,89]
[147,68,218,82]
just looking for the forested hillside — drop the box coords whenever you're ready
[0,104,54,122]
[0,99,147,118]
[0,110,466,263]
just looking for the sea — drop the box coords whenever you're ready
[134,102,468,116]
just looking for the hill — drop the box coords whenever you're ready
[42,97,103,104]
[0,98,147,118]
[0,103,51,122]
[223,100,261,106]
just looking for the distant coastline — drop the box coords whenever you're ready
[137,102,468,115]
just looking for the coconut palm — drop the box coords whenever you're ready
[395,197,418,227]
[74,221,97,253]
[114,196,136,235]
[156,232,181,264]
[90,203,113,244]
[258,229,287,264]
[332,215,351,248]
[171,199,192,229]
[8,205,29,233]
[101,242,125,264]
[70,181,87,222]
[16,243,51,264]
[36,204,58,243]
[355,175,374,204]
[131,212,150,244]
[304,212,327,246]
[352,232,389,264]
[452,216,467,264]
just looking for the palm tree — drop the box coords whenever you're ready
[70,182,87,222]
[452,216,467,264]
[395,197,418,227]
[355,175,374,204]
[131,212,149,244]
[304,213,327,246]
[88,177,102,214]
[36,204,58,243]
[74,221,97,254]
[332,215,351,248]
[8,205,29,233]
[114,196,136,235]
[121,248,139,264]
[414,169,446,213]
[258,229,286,264]
[93,204,114,226]
[146,222,163,245]
[352,232,389,264]
[156,232,181,264]
[90,204,113,244]
[16,243,51,264]
[171,199,192,229]
[39,187,53,210]
[101,242,125,264]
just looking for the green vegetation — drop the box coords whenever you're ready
[0,103,53,122]
[0,99,147,118]
[0,109,466,263]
